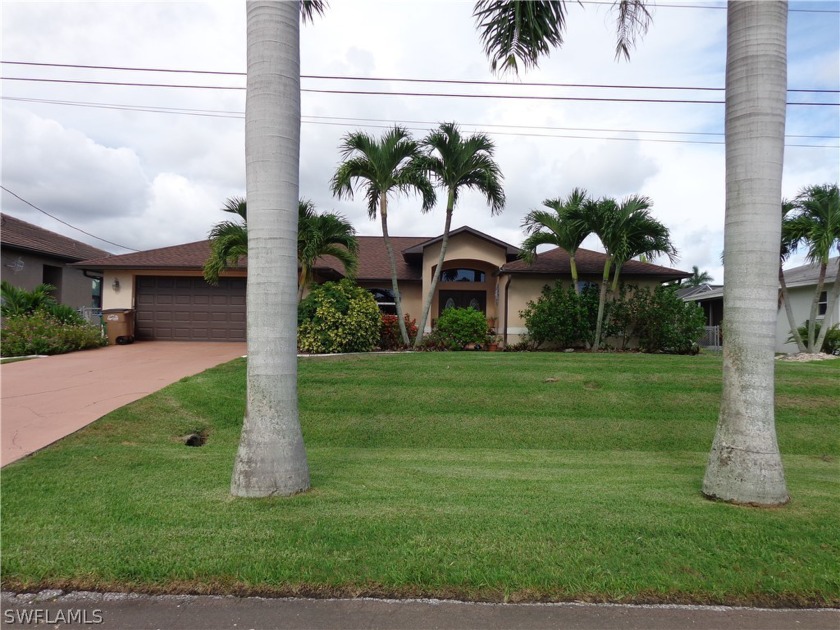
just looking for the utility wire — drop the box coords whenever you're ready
[0,186,139,252]
[2,76,837,106]
[4,96,836,148]
[2,60,837,94]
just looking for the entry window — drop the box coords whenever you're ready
[818,291,827,317]
[441,268,486,283]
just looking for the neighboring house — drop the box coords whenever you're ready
[1,213,108,308]
[682,257,839,353]
[775,257,839,353]
[74,225,689,344]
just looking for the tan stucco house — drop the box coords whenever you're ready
[1,213,107,309]
[74,225,689,344]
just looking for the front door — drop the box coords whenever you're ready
[439,290,486,315]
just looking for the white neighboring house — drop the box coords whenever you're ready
[682,256,839,353]
[776,256,839,353]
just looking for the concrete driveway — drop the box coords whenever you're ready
[1,341,246,467]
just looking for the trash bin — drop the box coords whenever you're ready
[102,309,135,345]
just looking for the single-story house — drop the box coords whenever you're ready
[682,257,839,353]
[1,213,108,308]
[73,225,690,344]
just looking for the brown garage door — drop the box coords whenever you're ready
[135,276,246,341]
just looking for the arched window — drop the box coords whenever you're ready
[440,268,486,283]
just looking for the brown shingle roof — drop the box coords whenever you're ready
[1,213,109,261]
[75,233,690,282]
[315,235,428,281]
[74,240,244,271]
[501,246,690,281]
[75,236,429,281]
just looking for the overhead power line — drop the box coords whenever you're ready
[0,186,140,252]
[2,60,837,94]
[4,96,837,149]
[2,76,837,106]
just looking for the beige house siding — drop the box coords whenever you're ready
[420,233,508,332]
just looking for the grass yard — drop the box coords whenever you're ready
[1,352,838,606]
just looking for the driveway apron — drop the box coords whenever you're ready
[1,342,246,466]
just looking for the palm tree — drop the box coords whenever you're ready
[203,197,247,285]
[521,188,591,295]
[683,266,714,288]
[412,123,505,346]
[702,1,790,506]
[473,0,790,506]
[780,199,807,353]
[297,200,358,301]
[203,198,358,301]
[331,126,436,346]
[231,0,324,499]
[585,195,674,350]
[783,183,840,353]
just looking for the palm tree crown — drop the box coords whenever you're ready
[331,126,435,346]
[473,0,651,73]
[521,188,590,292]
[331,126,436,218]
[203,197,358,298]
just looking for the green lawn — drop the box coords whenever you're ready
[1,352,838,606]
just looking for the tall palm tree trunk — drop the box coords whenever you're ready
[806,264,827,351]
[232,0,309,498]
[297,268,308,303]
[593,257,612,349]
[814,269,840,352]
[415,189,455,347]
[570,255,580,295]
[703,0,789,506]
[380,193,411,346]
[779,265,806,352]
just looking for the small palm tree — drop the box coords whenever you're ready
[683,266,714,288]
[586,195,676,349]
[521,188,591,294]
[412,122,505,347]
[780,199,807,352]
[784,183,840,352]
[331,126,436,346]
[204,197,248,285]
[203,197,358,301]
[297,200,358,301]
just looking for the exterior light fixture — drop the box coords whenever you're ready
[112,278,120,291]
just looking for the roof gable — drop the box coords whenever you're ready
[1,213,109,262]
[402,226,520,259]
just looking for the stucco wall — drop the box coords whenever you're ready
[775,283,840,353]
[1,249,97,308]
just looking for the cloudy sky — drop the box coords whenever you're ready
[2,1,838,282]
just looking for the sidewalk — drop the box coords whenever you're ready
[2,591,838,630]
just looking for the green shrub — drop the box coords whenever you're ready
[1,281,58,317]
[0,312,105,357]
[430,307,489,350]
[520,284,599,349]
[297,280,381,353]
[631,285,706,354]
[379,314,418,350]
